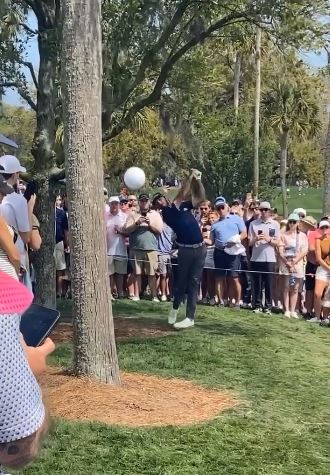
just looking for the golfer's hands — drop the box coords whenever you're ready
[21,336,55,376]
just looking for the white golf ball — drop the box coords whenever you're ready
[124,167,146,190]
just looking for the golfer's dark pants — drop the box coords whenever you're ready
[251,261,275,310]
[240,255,252,304]
[173,245,207,320]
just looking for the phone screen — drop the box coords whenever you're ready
[257,230,263,235]
[269,228,275,237]
[20,304,60,347]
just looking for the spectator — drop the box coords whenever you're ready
[0,176,20,279]
[293,208,306,220]
[124,193,163,302]
[278,213,308,318]
[106,196,128,298]
[119,196,131,215]
[128,195,137,212]
[248,201,280,314]
[300,216,318,318]
[312,220,330,323]
[199,201,216,305]
[0,156,34,290]
[54,195,69,298]
[210,197,247,307]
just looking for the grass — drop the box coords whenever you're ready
[273,187,323,219]
[24,301,329,475]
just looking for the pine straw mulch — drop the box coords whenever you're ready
[51,317,175,344]
[40,368,238,427]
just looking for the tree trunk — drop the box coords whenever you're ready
[31,8,60,308]
[233,52,241,118]
[253,28,261,198]
[62,0,120,384]
[280,130,289,218]
[322,48,330,216]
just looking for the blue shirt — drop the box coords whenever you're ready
[55,208,69,244]
[158,223,173,254]
[211,214,246,249]
[162,204,203,245]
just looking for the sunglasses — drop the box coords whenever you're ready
[230,212,239,215]
[320,226,329,230]
[288,220,297,224]
[200,207,209,211]
[260,208,270,212]
[216,204,226,210]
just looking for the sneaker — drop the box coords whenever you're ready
[152,297,160,303]
[161,295,167,302]
[263,309,272,315]
[291,312,299,319]
[308,316,321,323]
[201,298,208,305]
[131,296,140,302]
[174,317,195,329]
[284,311,291,318]
[320,318,330,326]
[209,298,216,306]
[168,308,178,325]
[253,308,263,314]
[241,302,251,310]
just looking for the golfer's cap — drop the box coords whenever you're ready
[288,213,300,222]
[152,192,165,205]
[0,174,14,195]
[0,155,26,174]
[138,193,149,201]
[301,216,317,228]
[293,208,306,217]
[0,271,33,314]
[259,201,271,210]
[109,196,120,203]
[119,195,128,203]
[215,196,226,207]
[319,220,330,228]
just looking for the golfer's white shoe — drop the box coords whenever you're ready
[174,317,194,329]
[168,308,178,325]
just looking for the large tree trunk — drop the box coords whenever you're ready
[62,0,120,383]
[280,130,289,218]
[253,28,261,198]
[233,52,241,118]
[31,6,60,308]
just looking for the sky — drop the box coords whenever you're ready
[3,13,329,107]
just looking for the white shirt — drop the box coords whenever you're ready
[0,192,31,268]
[106,211,127,257]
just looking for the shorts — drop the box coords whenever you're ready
[214,248,241,278]
[315,266,330,283]
[204,247,215,269]
[305,261,317,291]
[107,256,128,275]
[54,241,66,271]
[158,254,171,275]
[130,249,158,276]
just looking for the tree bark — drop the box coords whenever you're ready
[280,129,289,218]
[62,0,120,384]
[253,28,261,198]
[233,52,241,118]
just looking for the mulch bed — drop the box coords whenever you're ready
[40,368,238,427]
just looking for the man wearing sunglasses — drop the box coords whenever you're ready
[248,201,280,314]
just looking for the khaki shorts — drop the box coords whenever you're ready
[54,241,66,271]
[158,254,171,275]
[107,256,128,275]
[130,250,158,276]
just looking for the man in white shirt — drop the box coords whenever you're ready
[0,156,34,290]
[106,196,128,298]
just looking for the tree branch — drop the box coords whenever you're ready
[103,12,251,143]
[21,61,39,89]
[18,22,38,36]
[0,81,37,111]
[49,167,65,182]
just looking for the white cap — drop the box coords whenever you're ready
[0,155,26,174]
[319,220,330,228]
[109,196,120,203]
[293,208,306,217]
[259,201,271,210]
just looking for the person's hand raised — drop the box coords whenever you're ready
[21,337,55,376]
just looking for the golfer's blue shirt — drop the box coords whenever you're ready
[162,204,203,245]
[211,214,246,249]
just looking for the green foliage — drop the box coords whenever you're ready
[288,139,324,187]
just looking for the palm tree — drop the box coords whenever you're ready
[262,80,321,217]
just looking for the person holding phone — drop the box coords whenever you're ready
[248,201,280,314]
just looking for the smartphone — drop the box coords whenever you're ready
[257,230,263,235]
[20,304,61,347]
[269,228,275,238]
[141,211,148,217]
[24,181,38,202]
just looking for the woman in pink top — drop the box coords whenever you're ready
[278,213,308,318]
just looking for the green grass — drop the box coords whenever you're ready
[273,187,323,219]
[24,301,329,475]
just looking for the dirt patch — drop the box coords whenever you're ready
[40,368,238,427]
[52,318,174,344]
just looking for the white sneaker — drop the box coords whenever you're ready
[209,298,216,306]
[168,308,178,324]
[131,296,140,301]
[291,312,299,319]
[308,316,321,323]
[174,317,195,329]
[202,298,208,305]
[161,295,167,302]
[152,297,160,303]
[284,311,291,318]
[253,308,263,314]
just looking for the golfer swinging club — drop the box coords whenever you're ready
[153,170,206,329]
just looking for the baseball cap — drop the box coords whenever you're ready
[231,198,242,206]
[109,196,120,203]
[119,195,128,203]
[138,193,149,201]
[288,213,300,222]
[215,196,226,207]
[0,174,14,195]
[259,201,271,210]
[293,208,306,217]
[319,220,330,228]
[0,155,26,174]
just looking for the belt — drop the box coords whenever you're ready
[177,242,204,249]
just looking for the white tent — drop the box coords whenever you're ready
[0,134,18,148]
